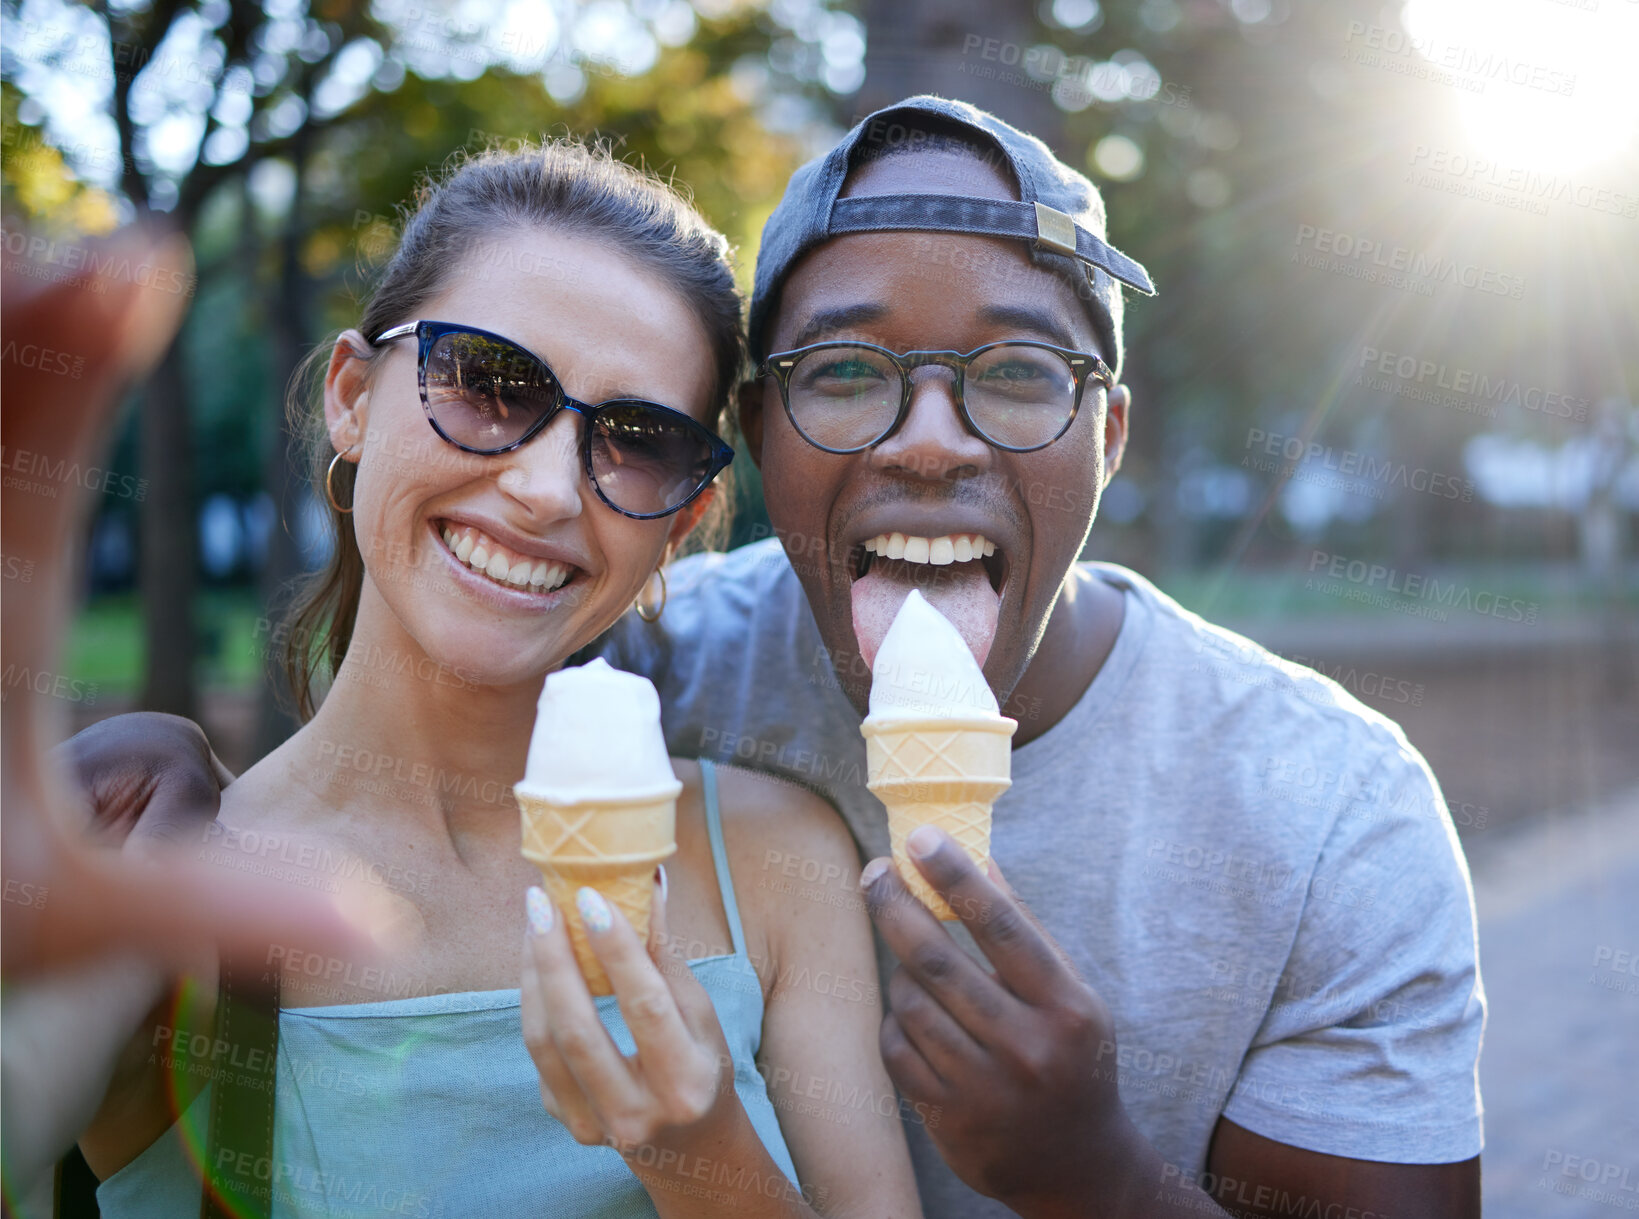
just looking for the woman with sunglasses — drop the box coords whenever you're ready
[73,141,922,1218]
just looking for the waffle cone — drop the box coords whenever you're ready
[517,782,679,996]
[861,716,1016,920]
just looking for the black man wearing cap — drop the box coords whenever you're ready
[603,96,1484,1218]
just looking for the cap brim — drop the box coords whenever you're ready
[828,195,1156,296]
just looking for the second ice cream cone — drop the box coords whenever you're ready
[518,785,679,995]
[862,716,1015,919]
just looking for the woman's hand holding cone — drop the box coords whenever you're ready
[520,872,730,1136]
[520,874,821,1216]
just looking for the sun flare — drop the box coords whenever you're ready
[1400,0,1638,173]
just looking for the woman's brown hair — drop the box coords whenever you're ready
[280,139,745,720]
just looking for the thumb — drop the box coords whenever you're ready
[648,865,693,988]
[985,857,1035,924]
[647,864,673,962]
[985,856,1027,903]
[647,863,715,1033]
[986,857,1083,980]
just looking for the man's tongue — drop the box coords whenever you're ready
[851,558,1000,671]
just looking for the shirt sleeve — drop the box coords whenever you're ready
[1220,736,1486,1163]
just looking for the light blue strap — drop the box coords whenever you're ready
[699,760,749,960]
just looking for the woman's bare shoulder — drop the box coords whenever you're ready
[703,761,863,887]
[215,735,327,830]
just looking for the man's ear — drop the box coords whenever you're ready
[735,379,765,469]
[1102,383,1130,484]
[323,330,375,459]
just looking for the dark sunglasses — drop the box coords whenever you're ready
[371,320,734,520]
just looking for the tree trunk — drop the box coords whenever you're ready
[254,137,314,761]
[853,0,1061,139]
[138,340,197,717]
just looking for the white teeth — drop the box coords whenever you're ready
[440,524,572,594]
[862,532,999,567]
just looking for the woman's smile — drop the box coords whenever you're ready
[436,519,576,594]
[427,518,587,609]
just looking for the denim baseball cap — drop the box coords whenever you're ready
[748,94,1156,377]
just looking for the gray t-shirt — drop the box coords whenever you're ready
[600,540,1484,1215]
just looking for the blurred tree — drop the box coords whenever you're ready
[855,0,1058,136]
[3,0,403,716]
[1,82,120,231]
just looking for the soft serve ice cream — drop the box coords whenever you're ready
[866,590,1001,722]
[517,657,679,801]
[860,592,1016,919]
[515,658,680,994]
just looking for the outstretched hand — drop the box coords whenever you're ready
[862,826,1139,1215]
[1,227,374,978]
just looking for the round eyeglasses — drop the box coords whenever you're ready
[372,320,734,520]
[756,340,1114,454]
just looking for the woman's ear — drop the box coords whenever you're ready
[323,330,376,458]
[665,487,714,554]
[735,380,765,469]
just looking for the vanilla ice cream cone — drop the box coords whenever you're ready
[518,784,679,995]
[516,658,681,996]
[863,715,1015,919]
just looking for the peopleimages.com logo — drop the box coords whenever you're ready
[1342,21,1578,96]
[1292,225,1526,298]
[1357,347,1589,422]
[1307,550,1540,624]
[1244,429,1475,502]
[0,227,197,296]
[1409,146,1639,221]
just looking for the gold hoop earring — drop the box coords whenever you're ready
[325,449,356,515]
[635,562,668,623]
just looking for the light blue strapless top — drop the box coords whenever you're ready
[98,761,798,1218]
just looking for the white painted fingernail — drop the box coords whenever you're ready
[656,864,668,902]
[577,887,612,934]
[527,886,553,936]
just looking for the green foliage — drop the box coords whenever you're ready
[297,11,814,331]
[0,81,119,233]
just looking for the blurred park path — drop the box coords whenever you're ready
[1467,782,1639,1216]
